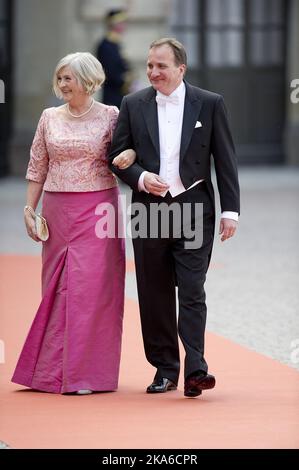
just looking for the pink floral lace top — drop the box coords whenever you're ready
[26,102,119,192]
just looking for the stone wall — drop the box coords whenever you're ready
[10,0,170,175]
[9,0,299,174]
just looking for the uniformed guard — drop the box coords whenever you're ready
[96,9,132,108]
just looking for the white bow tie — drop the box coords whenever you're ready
[156,94,179,106]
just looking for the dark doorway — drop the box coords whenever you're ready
[0,0,13,176]
[171,0,287,164]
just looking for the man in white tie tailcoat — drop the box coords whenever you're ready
[109,38,240,397]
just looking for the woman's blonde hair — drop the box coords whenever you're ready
[53,52,105,98]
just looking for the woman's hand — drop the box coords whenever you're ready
[112,149,136,170]
[24,209,40,242]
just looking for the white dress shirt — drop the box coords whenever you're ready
[138,82,238,221]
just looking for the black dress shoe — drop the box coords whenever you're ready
[146,378,177,393]
[184,372,216,397]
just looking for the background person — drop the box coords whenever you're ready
[96,9,133,108]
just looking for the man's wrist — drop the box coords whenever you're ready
[138,171,149,193]
[221,211,238,222]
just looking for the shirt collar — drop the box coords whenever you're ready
[156,81,185,103]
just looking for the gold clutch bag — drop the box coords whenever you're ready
[24,206,49,241]
[35,213,49,241]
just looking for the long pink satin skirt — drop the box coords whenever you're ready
[12,188,125,393]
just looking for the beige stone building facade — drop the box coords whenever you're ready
[1,0,299,175]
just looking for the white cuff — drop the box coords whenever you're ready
[138,171,149,193]
[221,211,239,222]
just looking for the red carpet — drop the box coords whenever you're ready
[0,255,298,448]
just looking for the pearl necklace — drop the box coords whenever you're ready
[67,99,95,118]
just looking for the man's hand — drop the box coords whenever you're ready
[112,149,136,169]
[219,218,238,242]
[144,173,169,196]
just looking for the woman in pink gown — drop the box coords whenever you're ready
[11,52,135,394]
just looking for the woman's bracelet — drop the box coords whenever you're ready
[24,205,36,218]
